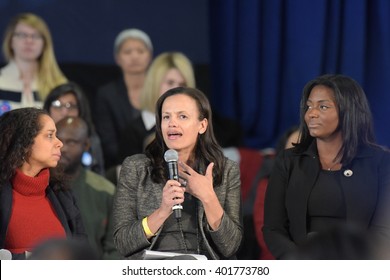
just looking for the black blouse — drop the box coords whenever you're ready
[307,170,346,233]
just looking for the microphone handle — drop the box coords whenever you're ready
[168,161,182,219]
[172,204,183,219]
[168,161,179,180]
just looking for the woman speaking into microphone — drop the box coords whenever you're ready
[112,87,243,260]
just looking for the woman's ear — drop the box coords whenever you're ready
[199,118,208,134]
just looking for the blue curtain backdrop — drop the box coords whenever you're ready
[209,0,390,149]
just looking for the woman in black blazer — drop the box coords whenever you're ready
[93,29,153,170]
[263,74,390,259]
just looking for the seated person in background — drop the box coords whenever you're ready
[43,82,105,175]
[93,28,153,170]
[0,13,67,114]
[245,125,299,260]
[274,125,300,152]
[56,116,120,259]
[0,108,86,260]
[112,87,243,259]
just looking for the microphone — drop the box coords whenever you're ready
[164,149,183,219]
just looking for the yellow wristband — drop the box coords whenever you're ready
[142,217,155,237]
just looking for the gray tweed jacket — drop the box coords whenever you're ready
[112,154,243,259]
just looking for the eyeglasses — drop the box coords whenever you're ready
[13,32,43,41]
[51,100,78,111]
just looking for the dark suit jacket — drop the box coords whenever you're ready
[263,142,390,259]
[93,77,140,169]
[0,183,87,259]
[117,115,155,163]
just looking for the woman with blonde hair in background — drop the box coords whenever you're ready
[0,13,67,114]
[140,52,195,114]
[130,51,195,149]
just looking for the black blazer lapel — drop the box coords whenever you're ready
[287,151,321,243]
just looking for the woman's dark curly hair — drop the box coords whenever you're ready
[0,107,66,190]
[145,87,226,186]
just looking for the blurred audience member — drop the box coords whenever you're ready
[0,13,67,115]
[44,82,105,175]
[237,126,299,260]
[275,125,300,152]
[93,28,153,169]
[56,116,120,259]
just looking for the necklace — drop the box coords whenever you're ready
[319,156,340,170]
[323,161,340,171]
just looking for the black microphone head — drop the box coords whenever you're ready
[164,149,178,162]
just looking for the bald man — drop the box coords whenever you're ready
[56,116,120,259]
